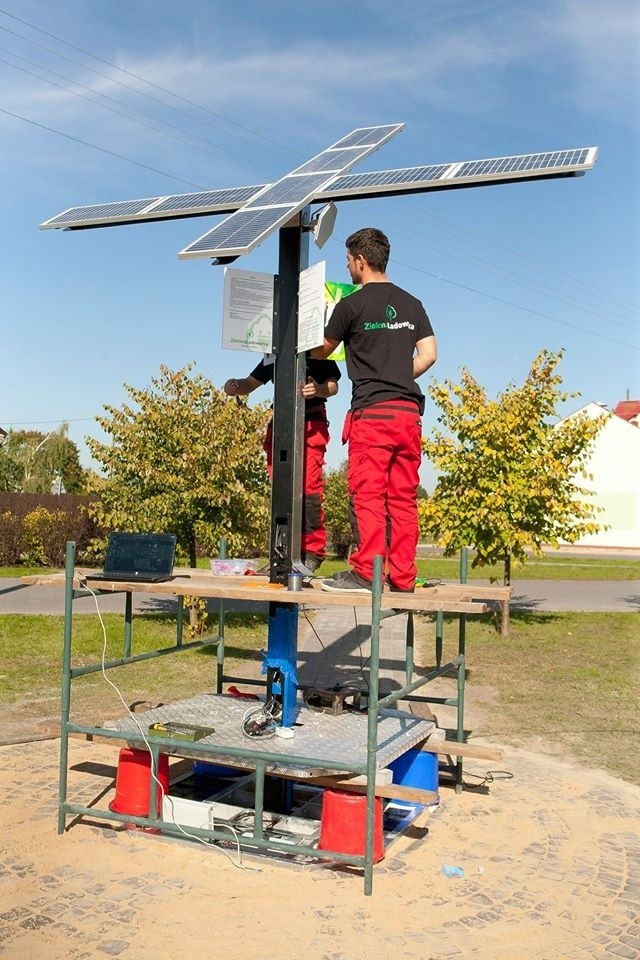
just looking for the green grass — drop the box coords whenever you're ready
[416,610,640,785]
[0,611,268,733]
[317,554,640,581]
[1,607,638,784]
[2,552,639,581]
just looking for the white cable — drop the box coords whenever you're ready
[80,577,257,871]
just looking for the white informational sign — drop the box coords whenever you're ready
[222,268,275,353]
[297,261,326,354]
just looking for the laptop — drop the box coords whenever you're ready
[84,532,177,584]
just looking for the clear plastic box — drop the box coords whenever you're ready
[210,559,257,576]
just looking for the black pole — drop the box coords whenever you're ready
[268,211,309,583]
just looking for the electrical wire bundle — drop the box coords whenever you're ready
[241,697,282,740]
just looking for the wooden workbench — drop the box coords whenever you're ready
[23,567,510,618]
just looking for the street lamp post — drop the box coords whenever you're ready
[23,431,53,491]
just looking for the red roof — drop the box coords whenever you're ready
[614,400,640,422]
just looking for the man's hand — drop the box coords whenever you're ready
[223,379,241,396]
[301,377,319,398]
[223,375,261,397]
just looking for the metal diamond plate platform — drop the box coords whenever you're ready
[108,693,434,777]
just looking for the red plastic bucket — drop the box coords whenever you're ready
[318,789,384,862]
[109,747,169,816]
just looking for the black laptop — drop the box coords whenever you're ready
[84,532,177,584]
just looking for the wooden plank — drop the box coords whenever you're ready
[417,739,503,762]
[21,570,495,615]
[287,772,439,805]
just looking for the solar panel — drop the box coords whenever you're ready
[317,147,598,201]
[39,185,264,229]
[177,206,294,257]
[39,138,597,241]
[245,174,333,208]
[332,126,403,148]
[178,123,404,260]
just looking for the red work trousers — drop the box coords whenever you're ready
[344,400,422,591]
[264,414,329,560]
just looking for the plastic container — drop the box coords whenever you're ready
[389,748,439,806]
[210,559,257,576]
[318,789,385,862]
[192,760,244,778]
[109,747,169,816]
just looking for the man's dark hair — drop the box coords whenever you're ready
[345,228,390,272]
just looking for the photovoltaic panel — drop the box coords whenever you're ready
[151,185,263,213]
[454,149,591,178]
[179,123,404,259]
[245,174,333,208]
[332,126,402,148]
[40,133,597,248]
[39,184,264,230]
[294,147,374,175]
[317,147,598,201]
[177,206,294,257]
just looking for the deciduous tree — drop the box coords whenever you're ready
[86,363,271,565]
[323,461,351,559]
[420,350,604,583]
[1,425,85,493]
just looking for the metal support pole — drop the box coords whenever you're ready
[216,538,227,692]
[265,603,299,727]
[456,547,469,792]
[268,214,309,582]
[57,540,75,834]
[364,555,384,896]
[405,611,414,686]
[435,611,444,669]
[176,596,184,646]
[263,216,309,735]
[124,591,132,658]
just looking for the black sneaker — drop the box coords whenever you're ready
[302,554,323,573]
[321,571,372,594]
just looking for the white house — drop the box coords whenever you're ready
[560,402,640,549]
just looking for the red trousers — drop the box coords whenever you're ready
[344,400,422,591]
[264,414,329,560]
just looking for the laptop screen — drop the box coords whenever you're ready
[103,533,177,577]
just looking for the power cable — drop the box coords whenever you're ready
[403,205,639,315]
[1,12,635,351]
[0,47,271,177]
[2,14,634,330]
[383,208,638,332]
[0,8,296,160]
[322,220,639,353]
[0,105,206,189]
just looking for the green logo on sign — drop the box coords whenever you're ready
[385,304,397,320]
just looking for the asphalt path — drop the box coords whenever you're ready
[0,577,638,615]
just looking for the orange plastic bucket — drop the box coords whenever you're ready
[109,747,169,816]
[318,789,384,862]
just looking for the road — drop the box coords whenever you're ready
[0,576,638,614]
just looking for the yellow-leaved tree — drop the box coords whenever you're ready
[420,350,605,583]
[86,363,271,566]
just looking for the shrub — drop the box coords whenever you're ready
[0,511,22,564]
[323,464,352,559]
[22,507,78,567]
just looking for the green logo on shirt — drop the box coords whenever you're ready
[385,305,397,320]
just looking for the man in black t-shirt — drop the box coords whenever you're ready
[224,356,340,572]
[313,227,437,593]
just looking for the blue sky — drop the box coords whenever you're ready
[1,0,638,488]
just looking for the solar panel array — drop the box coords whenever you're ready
[40,185,264,229]
[39,141,598,247]
[177,123,404,260]
[317,148,598,201]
